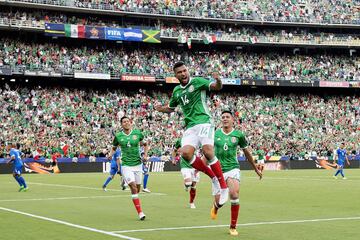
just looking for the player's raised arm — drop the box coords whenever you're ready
[209,72,223,91]
[243,147,263,180]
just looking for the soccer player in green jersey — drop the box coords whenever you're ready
[172,138,200,209]
[110,116,149,220]
[155,61,229,205]
[255,148,266,172]
[211,110,262,236]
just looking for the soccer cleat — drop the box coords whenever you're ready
[121,180,126,190]
[219,188,229,205]
[18,186,25,192]
[190,203,196,209]
[142,188,151,193]
[333,176,338,180]
[210,205,218,220]
[102,186,107,192]
[229,228,239,236]
[21,187,29,192]
[139,212,146,221]
[342,177,347,180]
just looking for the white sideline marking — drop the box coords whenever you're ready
[248,177,360,181]
[0,207,142,240]
[27,182,125,192]
[26,182,167,195]
[112,216,360,233]
[0,193,165,202]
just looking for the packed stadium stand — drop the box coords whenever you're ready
[0,0,359,160]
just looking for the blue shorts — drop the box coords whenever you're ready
[142,164,149,174]
[110,165,118,176]
[13,166,22,175]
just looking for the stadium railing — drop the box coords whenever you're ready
[2,0,360,27]
[1,16,360,47]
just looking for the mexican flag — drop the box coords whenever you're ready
[177,35,187,44]
[203,35,217,44]
[249,36,259,44]
[187,38,192,49]
[65,24,85,38]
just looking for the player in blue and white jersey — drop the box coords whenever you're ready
[6,143,28,192]
[333,143,351,179]
[102,148,121,191]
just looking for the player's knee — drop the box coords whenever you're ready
[181,152,193,161]
[229,188,239,199]
[202,146,214,160]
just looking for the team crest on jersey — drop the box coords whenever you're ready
[231,137,237,143]
[133,135,138,140]
[217,138,221,141]
[188,85,194,93]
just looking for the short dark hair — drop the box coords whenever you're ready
[16,143,21,149]
[173,61,185,72]
[221,110,233,116]
[120,116,130,124]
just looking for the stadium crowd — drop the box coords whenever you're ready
[1,84,359,159]
[0,38,359,81]
[1,9,359,46]
[10,0,360,24]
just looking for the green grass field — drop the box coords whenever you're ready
[0,169,359,240]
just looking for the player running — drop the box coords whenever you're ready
[6,143,28,192]
[102,148,121,191]
[333,143,350,179]
[155,61,229,205]
[255,147,266,173]
[142,152,151,193]
[211,111,262,236]
[172,138,200,209]
[110,116,149,220]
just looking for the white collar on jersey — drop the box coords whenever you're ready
[122,129,133,136]
[221,128,234,136]
[179,78,193,89]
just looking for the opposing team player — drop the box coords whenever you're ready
[110,116,149,220]
[6,143,28,192]
[172,138,200,209]
[211,111,262,236]
[333,143,350,179]
[155,61,229,205]
[102,148,121,191]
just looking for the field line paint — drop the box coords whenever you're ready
[112,216,360,233]
[0,207,142,240]
[0,193,165,202]
[26,182,167,195]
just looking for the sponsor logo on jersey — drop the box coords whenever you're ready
[133,135,138,140]
[231,137,237,143]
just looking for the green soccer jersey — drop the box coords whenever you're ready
[174,138,192,169]
[214,128,248,173]
[169,77,213,129]
[256,149,265,160]
[113,129,144,166]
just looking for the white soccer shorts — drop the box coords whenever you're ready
[181,123,215,148]
[257,159,265,165]
[122,164,143,185]
[181,168,200,182]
